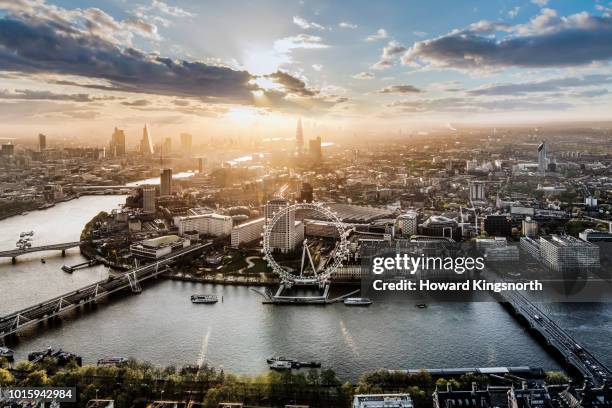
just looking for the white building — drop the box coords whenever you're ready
[142,185,156,213]
[265,198,302,253]
[522,218,539,237]
[177,213,232,237]
[231,217,265,248]
[130,235,189,260]
[485,246,519,262]
[469,181,486,202]
[395,211,418,237]
[475,236,507,251]
[540,235,600,272]
[353,394,413,408]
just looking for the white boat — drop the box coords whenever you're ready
[343,297,373,306]
[97,357,127,366]
[0,346,14,361]
[191,294,218,304]
[269,360,293,370]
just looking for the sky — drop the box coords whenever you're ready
[0,0,612,142]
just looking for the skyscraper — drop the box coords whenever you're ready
[160,168,172,196]
[180,133,192,157]
[163,137,172,155]
[538,141,547,174]
[296,117,304,155]
[38,133,46,152]
[110,127,126,157]
[469,181,486,202]
[142,185,156,213]
[140,124,154,155]
[309,136,322,162]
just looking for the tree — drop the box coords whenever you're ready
[545,371,569,385]
[0,368,14,386]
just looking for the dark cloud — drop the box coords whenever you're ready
[265,71,317,97]
[121,99,151,106]
[378,85,422,94]
[402,10,612,69]
[469,74,612,96]
[0,15,256,103]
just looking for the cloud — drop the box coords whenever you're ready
[274,34,329,52]
[468,74,612,95]
[387,97,572,113]
[508,6,520,19]
[371,40,407,69]
[0,89,97,102]
[265,71,317,97]
[365,28,388,42]
[413,31,427,37]
[0,11,257,103]
[293,16,326,31]
[531,0,549,7]
[312,64,323,71]
[147,0,193,18]
[378,85,422,94]
[352,72,375,79]
[402,9,612,69]
[339,21,357,29]
[121,99,152,106]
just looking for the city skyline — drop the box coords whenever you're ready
[1,0,612,141]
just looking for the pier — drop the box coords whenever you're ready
[496,289,611,387]
[62,259,99,273]
[0,243,210,339]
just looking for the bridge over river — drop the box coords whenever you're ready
[0,242,209,339]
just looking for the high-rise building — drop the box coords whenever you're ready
[469,181,486,202]
[1,143,14,157]
[299,182,313,202]
[231,217,265,248]
[177,213,232,237]
[163,137,172,155]
[309,136,322,162]
[540,235,600,272]
[396,211,418,237]
[265,198,302,253]
[142,185,156,213]
[139,124,154,155]
[198,157,204,173]
[296,117,304,155]
[38,133,46,152]
[522,218,539,237]
[483,214,512,237]
[160,168,172,196]
[110,127,126,157]
[180,133,192,157]
[538,141,547,174]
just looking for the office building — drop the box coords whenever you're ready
[483,214,512,237]
[508,383,553,408]
[177,213,232,237]
[309,136,322,162]
[1,143,14,157]
[265,198,303,253]
[38,133,46,152]
[466,159,478,172]
[540,235,600,272]
[130,235,189,260]
[163,137,172,154]
[520,236,541,259]
[180,133,192,157]
[420,215,460,241]
[109,127,126,157]
[475,236,507,251]
[396,211,418,237]
[142,185,156,213]
[579,229,612,242]
[433,384,490,408]
[538,141,547,174]
[160,168,172,196]
[296,117,304,155]
[299,182,313,202]
[522,218,539,237]
[198,157,204,173]
[231,217,265,248]
[469,181,486,202]
[485,246,519,262]
[354,394,412,408]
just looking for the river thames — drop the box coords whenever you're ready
[1,196,610,380]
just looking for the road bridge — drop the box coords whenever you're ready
[0,242,84,262]
[0,242,210,338]
[498,289,611,387]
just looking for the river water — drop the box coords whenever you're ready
[0,197,610,380]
